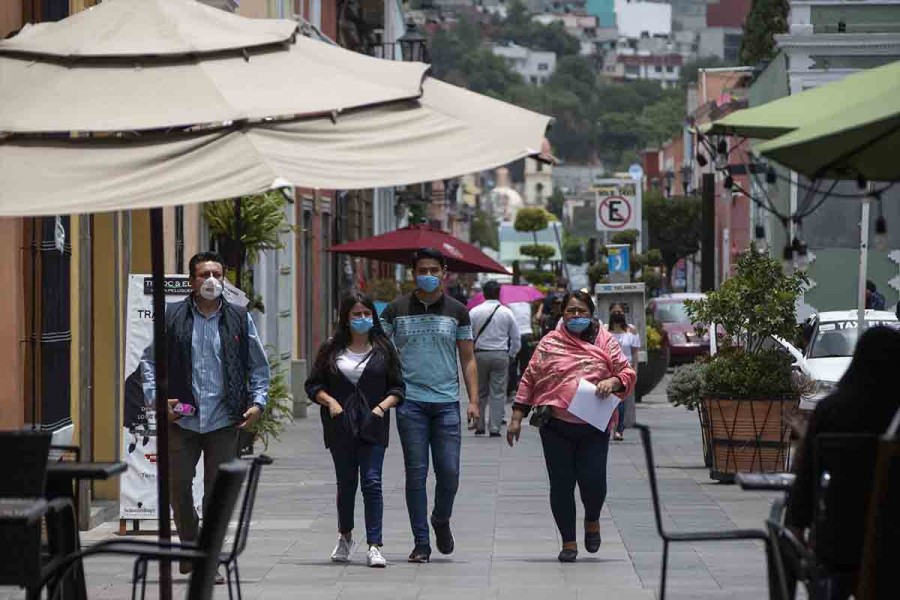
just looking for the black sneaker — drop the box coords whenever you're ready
[431,516,455,555]
[474,429,486,435]
[408,544,431,563]
[489,431,502,438]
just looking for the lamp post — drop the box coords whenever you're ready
[398,20,429,63]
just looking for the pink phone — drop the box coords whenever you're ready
[173,402,196,416]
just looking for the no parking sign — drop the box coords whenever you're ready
[594,179,642,233]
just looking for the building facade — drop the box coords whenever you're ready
[492,42,558,84]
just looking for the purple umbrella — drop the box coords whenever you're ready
[467,284,545,309]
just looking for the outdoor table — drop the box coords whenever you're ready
[735,472,796,492]
[0,497,48,525]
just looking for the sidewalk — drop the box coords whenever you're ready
[9,376,780,599]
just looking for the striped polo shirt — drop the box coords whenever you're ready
[381,292,473,403]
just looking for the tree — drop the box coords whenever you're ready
[740,0,789,66]
[514,207,556,271]
[644,191,702,287]
[562,236,585,265]
[470,209,499,251]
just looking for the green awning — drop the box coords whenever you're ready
[706,60,900,141]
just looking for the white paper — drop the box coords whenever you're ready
[567,379,621,432]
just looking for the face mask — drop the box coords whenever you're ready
[566,317,592,334]
[199,276,223,301]
[350,317,374,334]
[416,274,442,293]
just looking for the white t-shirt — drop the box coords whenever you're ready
[507,302,533,336]
[612,331,641,366]
[337,347,372,385]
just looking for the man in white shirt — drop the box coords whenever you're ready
[469,281,520,437]
[506,300,535,402]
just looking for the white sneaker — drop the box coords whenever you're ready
[331,535,353,563]
[367,545,387,568]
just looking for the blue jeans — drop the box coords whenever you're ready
[396,400,461,546]
[329,440,386,546]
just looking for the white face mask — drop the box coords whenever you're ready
[199,276,224,301]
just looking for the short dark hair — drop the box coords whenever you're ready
[188,252,225,278]
[483,280,501,300]
[556,277,569,289]
[866,280,876,292]
[412,247,446,269]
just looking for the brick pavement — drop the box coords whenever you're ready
[3,375,782,599]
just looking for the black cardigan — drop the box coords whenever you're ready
[304,348,405,448]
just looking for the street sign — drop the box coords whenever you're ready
[628,163,643,181]
[593,178,642,233]
[597,195,632,230]
[607,245,630,274]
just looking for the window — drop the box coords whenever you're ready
[625,65,639,76]
[530,75,538,84]
[655,65,662,73]
[537,63,549,71]
[666,65,674,73]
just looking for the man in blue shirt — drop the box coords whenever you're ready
[141,252,269,574]
[381,248,480,563]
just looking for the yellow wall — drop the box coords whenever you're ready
[131,210,152,273]
[0,219,24,429]
[69,217,81,442]
[92,213,120,499]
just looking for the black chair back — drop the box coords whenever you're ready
[224,454,273,563]
[187,460,248,600]
[634,423,669,540]
[812,433,878,572]
[0,430,52,497]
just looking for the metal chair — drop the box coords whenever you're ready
[42,460,249,600]
[219,454,273,600]
[634,423,770,600]
[0,430,52,497]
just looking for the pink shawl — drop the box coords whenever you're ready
[515,323,636,416]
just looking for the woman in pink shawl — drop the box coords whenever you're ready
[507,290,636,563]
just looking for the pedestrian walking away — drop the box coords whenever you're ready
[140,251,270,581]
[506,299,536,402]
[469,280,520,437]
[864,280,886,310]
[305,293,405,568]
[608,306,640,442]
[380,248,480,563]
[507,291,636,563]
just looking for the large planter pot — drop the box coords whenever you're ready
[635,346,670,401]
[702,395,798,482]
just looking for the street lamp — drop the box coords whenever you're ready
[398,20,429,63]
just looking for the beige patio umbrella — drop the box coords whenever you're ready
[0,78,550,213]
[0,0,428,133]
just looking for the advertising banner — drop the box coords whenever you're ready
[119,274,247,519]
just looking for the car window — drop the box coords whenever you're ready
[808,319,899,358]
[655,302,690,323]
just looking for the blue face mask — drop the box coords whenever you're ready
[565,317,592,334]
[350,317,374,334]
[416,274,442,293]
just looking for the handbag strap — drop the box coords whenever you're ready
[474,305,502,346]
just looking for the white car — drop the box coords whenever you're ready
[776,310,899,409]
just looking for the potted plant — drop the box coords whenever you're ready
[239,351,295,455]
[667,362,711,466]
[686,246,808,482]
[635,320,669,400]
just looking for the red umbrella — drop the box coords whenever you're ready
[327,224,510,274]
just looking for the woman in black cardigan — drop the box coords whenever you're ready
[305,293,405,568]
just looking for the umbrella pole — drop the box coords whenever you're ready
[856,192,871,339]
[150,208,173,600]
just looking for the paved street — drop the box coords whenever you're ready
[8,376,780,599]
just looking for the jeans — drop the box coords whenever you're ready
[476,351,509,433]
[329,440,386,546]
[396,400,461,546]
[168,423,238,543]
[539,418,610,543]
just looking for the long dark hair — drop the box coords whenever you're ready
[561,291,599,343]
[312,293,400,375]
